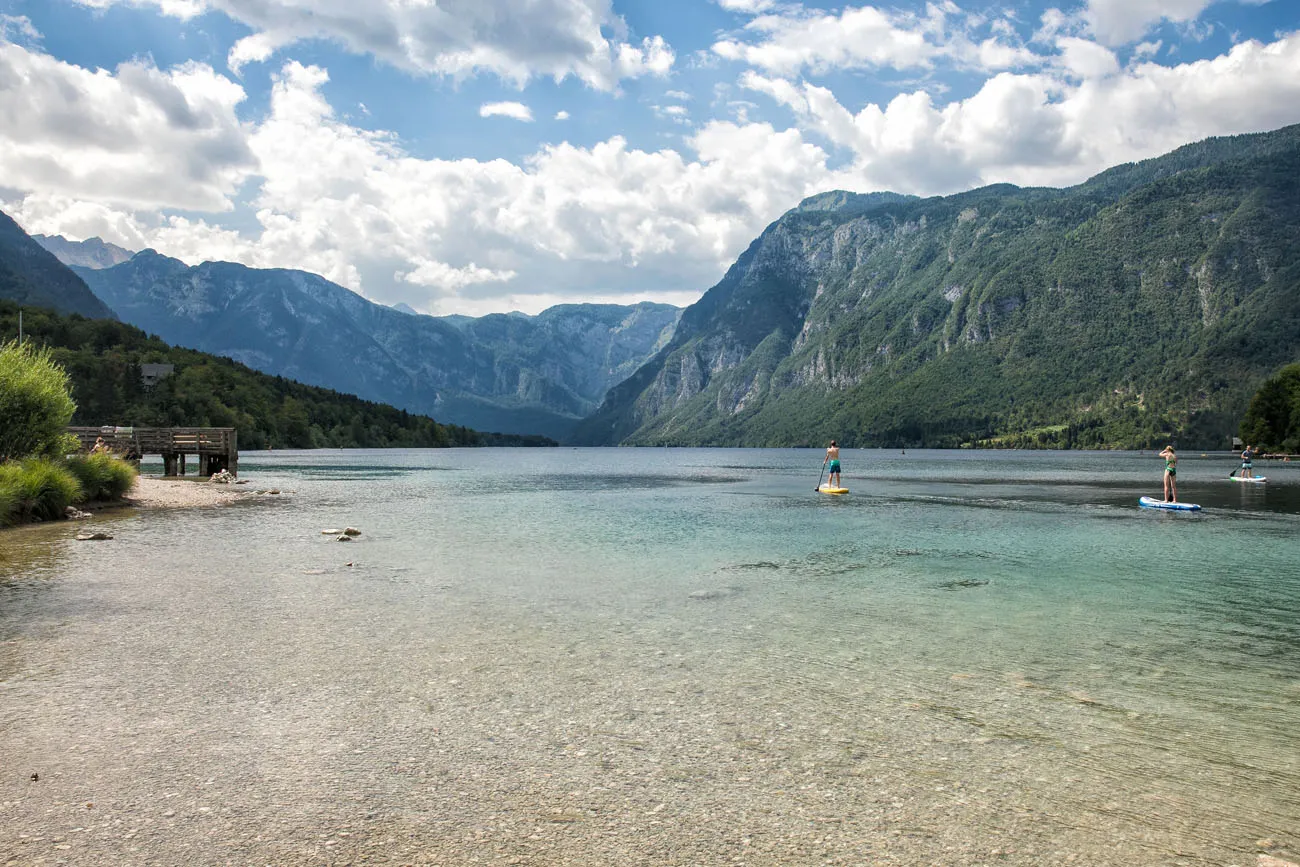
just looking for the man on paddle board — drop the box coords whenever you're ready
[1159,445,1178,502]
[1240,444,1254,479]
[824,440,842,489]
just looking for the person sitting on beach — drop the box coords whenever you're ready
[824,440,842,488]
[1159,445,1178,503]
[1240,445,1254,479]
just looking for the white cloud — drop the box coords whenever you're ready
[0,14,40,42]
[480,101,534,121]
[397,259,517,290]
[10,26,1300,317]
[554,110,571,120]
[1084,0,1215,46]
[665,89,692,100]
[712,2,1041,76]
[1133,40,1163,59]
[742,32,1300,194]
[0,41,253,212]
[7,59,833,311]
[1056,36,1121,78]
[713,6,936,76]
[716,0,778,13]
[72,0,675,90]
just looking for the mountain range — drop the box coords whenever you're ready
[31,234,134,270]
[573,125,1300,449]
[62,251,679,439]
[13,124,1300,449]
[0,212,115,320]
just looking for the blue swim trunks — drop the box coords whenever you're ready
[828,460,841,473]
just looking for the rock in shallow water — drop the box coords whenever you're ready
[75,532,113,541]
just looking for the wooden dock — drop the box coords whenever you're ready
[69,427,238,477]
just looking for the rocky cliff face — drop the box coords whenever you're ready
[574,124,1300,449]
[77,256,679,439]
[33,234,136,270]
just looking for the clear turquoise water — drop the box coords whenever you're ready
[2,448,1298,864]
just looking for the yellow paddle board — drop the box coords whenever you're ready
[818,485,849,495]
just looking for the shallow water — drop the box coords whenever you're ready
[2,448,1298,865]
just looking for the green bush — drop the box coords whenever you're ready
[0,459,83,524]
[0,340,77,461]
[65,453,138,502]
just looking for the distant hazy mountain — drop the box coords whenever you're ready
[573,124,1300,449]
[33,234,136,270]
[0,211,116,320]
[76,254,679,439]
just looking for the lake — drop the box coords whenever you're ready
[1,448,1298,865]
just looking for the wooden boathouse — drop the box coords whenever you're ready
[69,427,238,477]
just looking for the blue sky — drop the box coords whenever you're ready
[0,0,1296,315]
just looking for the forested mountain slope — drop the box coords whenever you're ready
[573,124,1300,449]
[0,211,116,320]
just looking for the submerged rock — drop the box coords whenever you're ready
[75,532,113,541]
[941,578,989,591]
[343,527,361,536]
[689,586,740,600]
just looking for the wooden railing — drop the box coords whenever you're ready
[68,427,238,477]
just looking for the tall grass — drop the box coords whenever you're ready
[65,453,138,502]
[0,459,83,525]
[0,482,15,527]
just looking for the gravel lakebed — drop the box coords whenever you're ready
[0,473,1296,866]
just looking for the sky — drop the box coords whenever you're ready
[0,0,1297,316]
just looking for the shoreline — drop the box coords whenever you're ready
[123,474,251,509]
[124,474,290,510]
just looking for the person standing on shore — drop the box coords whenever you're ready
[1159,445,1178,502]
[1240,444,1254,479]
[824,440,842,489]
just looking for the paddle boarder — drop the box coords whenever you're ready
[1159,445,1178,503]
[1240,444,1254,479]
[824,440,842,489]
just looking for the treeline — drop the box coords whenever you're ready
[1240,362,1300,451]
[0,302,555,449]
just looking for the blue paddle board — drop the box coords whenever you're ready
[1229,475,1266,483]
[1139,496,1200,511]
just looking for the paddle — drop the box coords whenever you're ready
[1229,468,1237,478]
[815,460,827,492]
